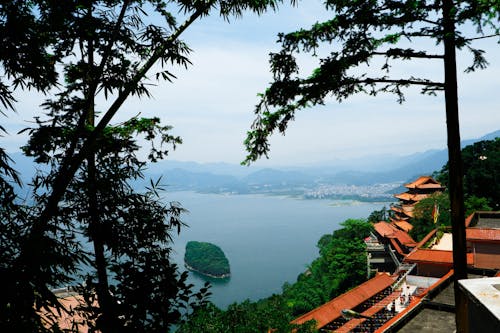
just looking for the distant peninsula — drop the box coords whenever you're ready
[184,241,230,278]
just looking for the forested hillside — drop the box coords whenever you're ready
[435,138,499,209]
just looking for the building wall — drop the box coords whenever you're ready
[417,263,452,278]
[465,298,500,333]
[473,242,500,270]
[459,277,500,333]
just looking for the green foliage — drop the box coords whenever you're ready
[436,138,500,209]
[410,192,451,242]
[185,241,231,277]
[464,195,492,216]
[178,296,317,333]
[367,206,389,223]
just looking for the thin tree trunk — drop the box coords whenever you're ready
[85,5,117,330]
[442,1,468,332]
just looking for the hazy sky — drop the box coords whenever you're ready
[5,1,500,167]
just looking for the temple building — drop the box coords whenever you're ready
[390,176,445,232]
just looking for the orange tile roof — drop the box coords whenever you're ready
[401,205,415,217]
[373,222,416,247]
[390,206,413,218]
[291,273,396,328]
[390,216,410,223]
[393,220,414,232]
[390,206,405,214]
[404,176,444,189]
[466,228,500,242]
[393,193,429,202]
[389,238,405,255]
[405,249,474,265]
[335,291,401,332]
[465,213,474,227]
[374,221,396,237]
[393,193,413,201]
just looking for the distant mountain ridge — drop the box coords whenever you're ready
[8,130,500,196]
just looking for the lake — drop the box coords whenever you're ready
[166,191,389,309]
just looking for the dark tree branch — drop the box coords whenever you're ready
[360,78,444,87]
[421,18,439,25]
[372,51,444,59]
[465,33,500,41]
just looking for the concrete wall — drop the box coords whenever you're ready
[474,242,500,270]
[417,263,452,278]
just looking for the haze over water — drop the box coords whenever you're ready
[168,191,389,309]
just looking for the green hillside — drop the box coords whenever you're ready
[435,137,499,209]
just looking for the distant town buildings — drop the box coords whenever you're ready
[304,183,400,200]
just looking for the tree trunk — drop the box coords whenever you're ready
[442,1,468,332]
[85,7,118,330]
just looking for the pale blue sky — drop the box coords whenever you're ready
[5,1,500,166]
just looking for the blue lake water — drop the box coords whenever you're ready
[165,191,388,309]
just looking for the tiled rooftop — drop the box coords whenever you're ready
[467,228,500,242]
[404,176,444,190]
[394,221,414,233]
[394,192,429,202]
[404,249,474,266]
[373,222,416,247]
[291,273,395,328]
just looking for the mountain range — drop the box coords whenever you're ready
[145,130,500,192]
[8,130,500,198]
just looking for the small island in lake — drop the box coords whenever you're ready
[184,241,230,278]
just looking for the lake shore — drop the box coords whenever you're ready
[185,263,231,279]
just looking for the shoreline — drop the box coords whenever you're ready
[185,263,231,279]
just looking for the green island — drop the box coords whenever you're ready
[184,241,231,278]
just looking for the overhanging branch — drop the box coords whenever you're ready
[465,33,500,41]
[372,51,444,59]
[361,78,444,87]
